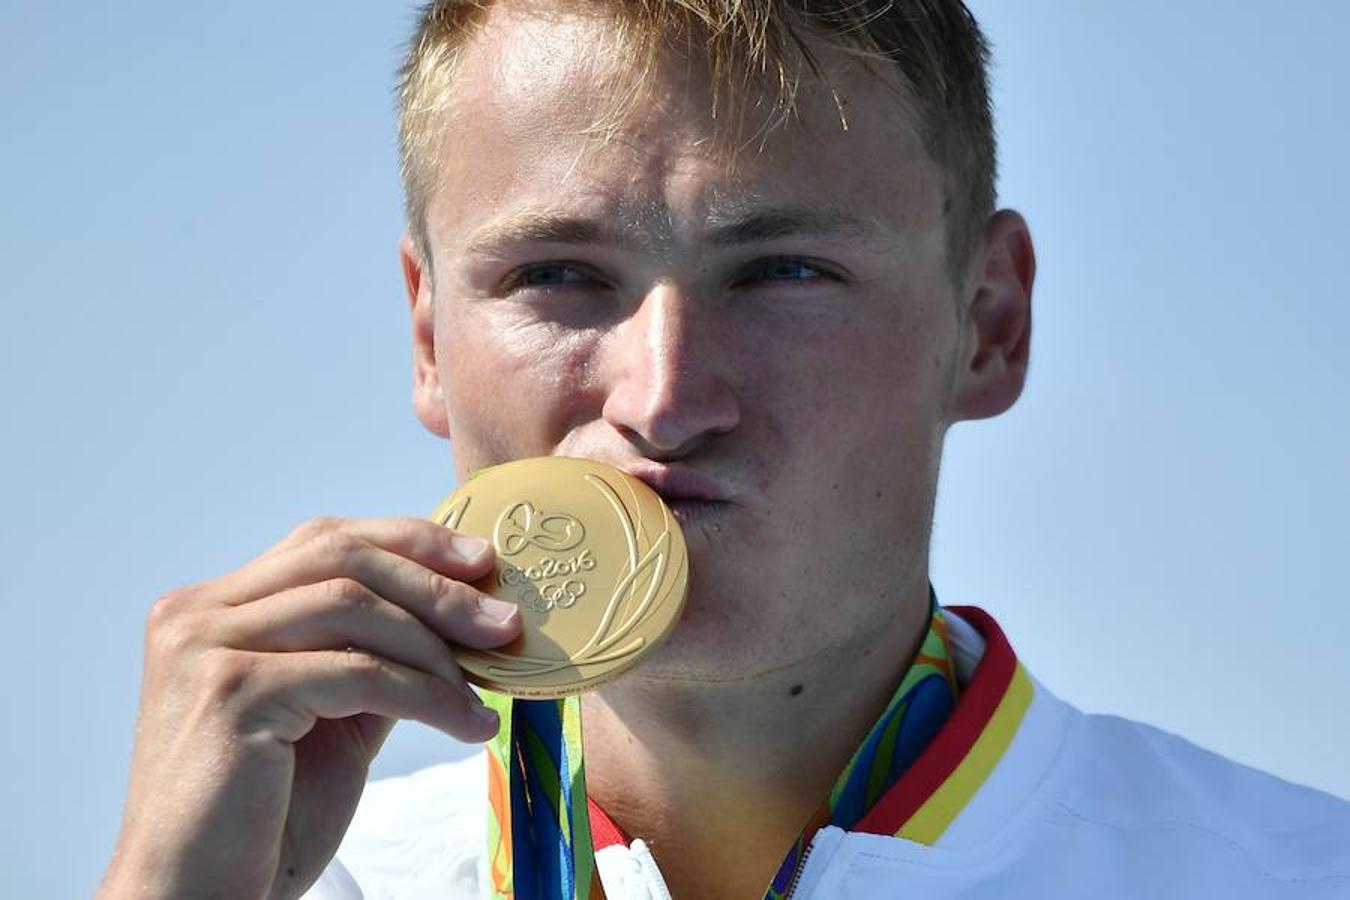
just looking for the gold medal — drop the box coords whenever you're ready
[429,456,689,698]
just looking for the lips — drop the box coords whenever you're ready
[619,462,733,506]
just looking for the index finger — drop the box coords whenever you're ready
[259,516,494,578]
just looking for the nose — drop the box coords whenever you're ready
[600,283,741,459]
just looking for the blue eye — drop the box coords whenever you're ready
[504,264,597,291]
[759,259,824,281]
[737,257,837,288]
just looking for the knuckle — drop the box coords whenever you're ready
[148,586,193,624]
[145,587,203,655]
[429,575,475,621]
[342,648,391,697]
[314,528,367,564]
[295,516,343,542]
[320,577,379,615]
[200,649,257,702]
[342,649,444,711]
[389,516,429,547]
[309,515,342,532]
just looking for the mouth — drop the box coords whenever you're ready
[619,463,734,528]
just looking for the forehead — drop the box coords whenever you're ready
[424,1,946,256]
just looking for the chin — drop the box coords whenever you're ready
[620,579,799,686]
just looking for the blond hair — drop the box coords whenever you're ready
[396,0,995,280]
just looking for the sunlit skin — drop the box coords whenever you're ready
[401,3,1033,896]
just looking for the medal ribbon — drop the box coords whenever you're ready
[482,584,956,900]
[482,690,594,899]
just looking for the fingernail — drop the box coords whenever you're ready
[471,702,498,726]
[450,534,490,562]
[463,688,498,727]
[457,685,499,734]
[478,595,519,624]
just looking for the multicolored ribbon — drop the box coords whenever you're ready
[481,690,594,899]
[482,584,958,900]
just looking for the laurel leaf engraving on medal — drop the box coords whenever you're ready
[577,474,670,656]
[437,496,471,530]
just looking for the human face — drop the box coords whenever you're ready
[406,4,980,680]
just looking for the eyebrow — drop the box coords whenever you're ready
[463,203,885,255]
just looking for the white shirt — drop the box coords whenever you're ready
[305,608,1350,899]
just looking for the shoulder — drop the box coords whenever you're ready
[1062,709,1350,831]
[943,605,1350,881]
[304,751,489,900]
[1050,702,1350,883]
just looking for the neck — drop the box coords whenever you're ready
[580,574,933,900]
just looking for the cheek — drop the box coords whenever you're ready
[754,310,947,428]
[744,306,952,510]
[439,309,601,462]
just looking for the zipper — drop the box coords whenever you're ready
[783,826,845,900]
[782,840,814,899]
[630,839,673,900]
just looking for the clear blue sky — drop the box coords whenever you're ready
[2,3,1346,896]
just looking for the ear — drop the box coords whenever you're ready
[401,231,451,439]
[946,209,1035,423]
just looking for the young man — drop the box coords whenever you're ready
[98,2,1350,898]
